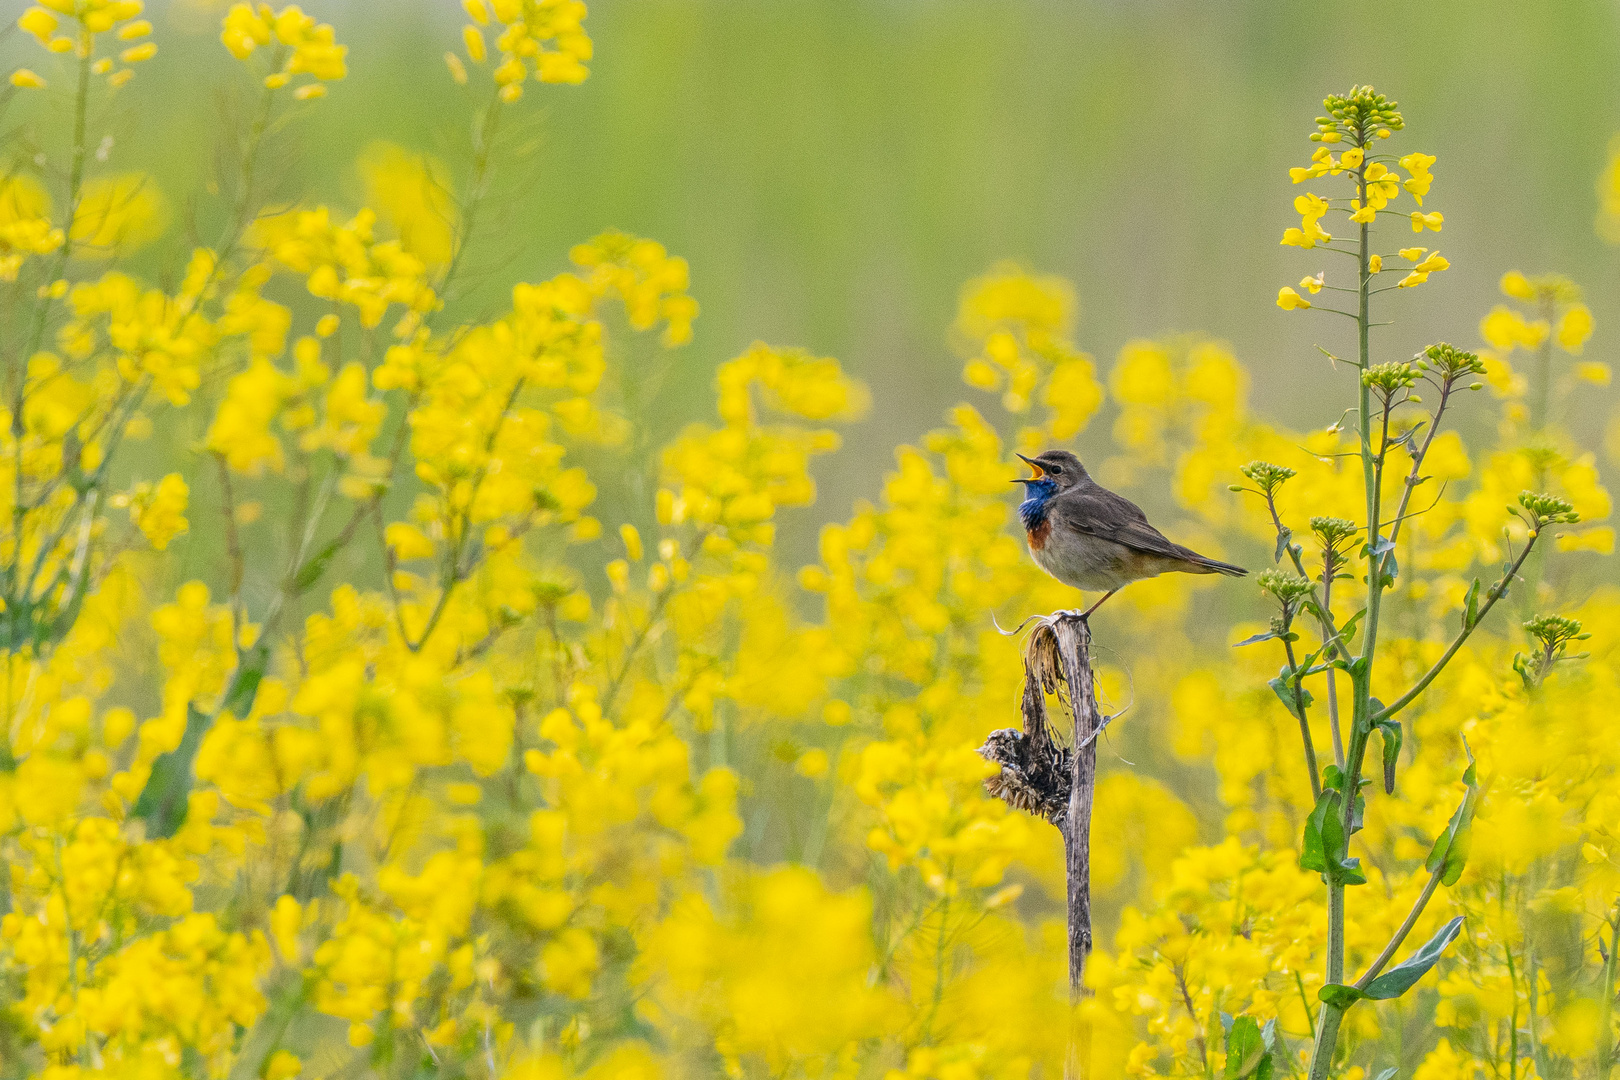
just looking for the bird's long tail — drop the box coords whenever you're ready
[1186,552,1247,577]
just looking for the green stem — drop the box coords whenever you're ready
[1308,126,1374,1080]
[1373,533,1541,724]
[1598,909,1619,1080]
[430,90,503,329]
[1505,941,1520,1080]
[1354,869,1441,989]
[1282,628,1321,801]
[212,71,282,274]
[2,37,95,769]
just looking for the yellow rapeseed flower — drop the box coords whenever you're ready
[1276,286,1311,310]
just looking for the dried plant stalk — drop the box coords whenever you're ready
[978,611,1101,1078]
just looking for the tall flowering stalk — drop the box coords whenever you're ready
[1263,86,1582,1078]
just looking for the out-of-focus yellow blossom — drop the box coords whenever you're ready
[221,4,347,90]
[477,0,593,100]
[358,141,459,266]
[69,173,170,256]
[1597,133,1620,242]
[637,869,901,1071]
[1558,302,1594,353]
[953,261,1102,432]
[118,472,189,549]
[256,206,437,327]
[0,175,64,279]
[21,1,152,83]
[570,231,698,346]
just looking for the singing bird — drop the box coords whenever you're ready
[1014,449,1246,617]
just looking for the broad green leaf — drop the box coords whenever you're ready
[1222,1015,1272,1080]
[220,646,269,719]
[1300,787,1365,886]
[1363,916,1465,1000]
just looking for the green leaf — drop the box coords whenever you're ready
[1317,983,1365,1009]
[1461,578,1481,631]
[1222,1015,1272,1080]
[132,651,270,838]
[1274,527,1293,564]
[1267,671,1314,720]
[1235,630,1280,647]
[1373,1069,1398,1080]
[1300,789,1332,874]
[1363,916,1465,1000]
[1376,718,1402,795]
[1425,743,1481,885]
[291,537,346,593]
[220,646,268,719]
[131,703,214,838]
[1300,787,1366,886]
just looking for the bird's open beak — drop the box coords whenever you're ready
[1013,453,1043,483]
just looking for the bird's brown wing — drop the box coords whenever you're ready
[1049,483,1200,563]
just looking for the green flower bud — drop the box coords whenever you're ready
[1524,614,1587,653]
[1422,342,1486,380]
[1258,568,1313,605]
[1362,362,1419,394]
[1518,491,1580,526]
[1240,461,1296,496]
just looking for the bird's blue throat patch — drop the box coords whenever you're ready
[1018,479,1057,538]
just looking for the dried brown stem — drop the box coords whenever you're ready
[978,610,1099,1080]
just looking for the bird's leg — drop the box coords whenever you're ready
[1079,590,1118,620]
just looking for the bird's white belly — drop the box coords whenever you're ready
[1030,526,1158,591]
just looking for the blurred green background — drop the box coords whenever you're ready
[45,0,1620,560]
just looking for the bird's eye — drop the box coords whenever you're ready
[1047,465,1062,474]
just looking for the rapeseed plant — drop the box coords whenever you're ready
[0,9,1615,1080]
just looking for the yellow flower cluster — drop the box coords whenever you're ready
[16,0,154,90]
[955,260,1104,436]
[461,0,593,101]
[1279,91,1449,309]
[221,3,347,98]
[0,177,64,280]
[570,231,699,347]
[256,207,437,328]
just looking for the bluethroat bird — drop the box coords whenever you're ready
[1014,449,1246,618]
